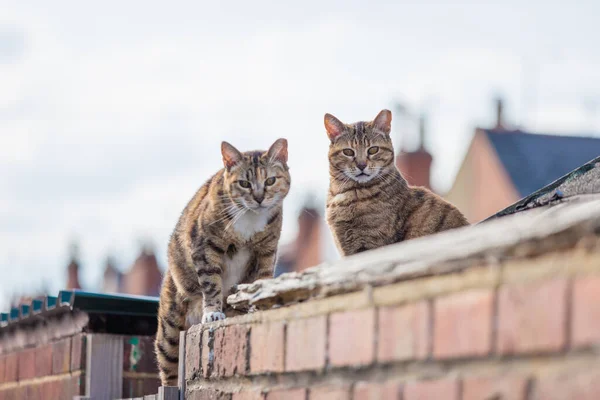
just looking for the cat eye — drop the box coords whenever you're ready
[367,146,379,155]
[342,148,355,157]
[265,177,276,186]
[238,180,251,189]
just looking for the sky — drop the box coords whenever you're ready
[1,0,600,309]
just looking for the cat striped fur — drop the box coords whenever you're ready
[325,109,468,256]
[155,139,290,385]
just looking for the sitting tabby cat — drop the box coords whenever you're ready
[325,109,468,256]
[155,138,290,385]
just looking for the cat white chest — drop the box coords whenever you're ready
[222,247,251,292]
[233,210,269,240]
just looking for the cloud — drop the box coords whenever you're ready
[1,0,600,309]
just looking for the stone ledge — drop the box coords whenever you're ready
[227,198,600,311]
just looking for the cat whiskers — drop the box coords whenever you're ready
[209,201,242,226]
[224,203,251,232]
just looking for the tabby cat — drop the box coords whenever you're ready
[155,138,290,385]
[325,109,468,256]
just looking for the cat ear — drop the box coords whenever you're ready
[267,138,288,163]
[373,109,392,134]
[221,141,243,169]
[324,113,346,141]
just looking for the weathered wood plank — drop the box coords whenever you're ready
[85,333,124,400]
[228,199,600,310]
[157,386,179,400]
[178,330,186,400]
[144,395,157,400]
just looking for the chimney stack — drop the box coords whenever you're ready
[495,97,505,129]
[66,242,82,290]
[395,112,433,190]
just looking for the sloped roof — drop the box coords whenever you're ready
[485,155,600,220]
[485,129,600,197]
[0,290,158,333]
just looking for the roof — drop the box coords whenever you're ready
[0,290,158,334]
[485,156,600,220]
[485,129,600,197]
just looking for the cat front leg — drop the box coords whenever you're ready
[193,244,226,323]
[249,250,277,281]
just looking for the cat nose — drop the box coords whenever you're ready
[254,194,264,204]
[357,162,367,171]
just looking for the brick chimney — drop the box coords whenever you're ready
[122,246,162,296]
[276,205,323,275]
[395,114,433,190]
[102,256,123,294]
[66,242,82,290]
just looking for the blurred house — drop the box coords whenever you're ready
[66,258,82,290]
[395,115,433,190]
[102,256,123,294]
[66,245,163,297]
[66,242,82,290]
[120,247,162,296]
[446,99,600,222]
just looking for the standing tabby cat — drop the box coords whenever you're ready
[155,139,290,385]
[325,109,468,256]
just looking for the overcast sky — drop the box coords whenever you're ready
[1,0,599,309]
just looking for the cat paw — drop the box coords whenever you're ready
[202,311,226,324]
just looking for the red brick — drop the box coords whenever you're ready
[24,383,42,400]
[213,324,249,377]
[498,279,567,354]
[2,388,16,400]
[378,302,429,362]
[3,388,17,400]
[188,388,232,399]
[13,386,26,400]
[572,276,600,347]
[405,379,459,400]
[310,385,351,400]
[285,316,326,372]
[1,388,13,400]
[123,336,158,373]
[4,353,17,382]
[35,344,53,377]
[42,379,63,400]
[434,289,493,358]
[266,388,306,400]
[51,338,71,374]
[329,309,375,367]
[186,327,202,381]
[534,370,600,400]
[0,356,5,384]
[232,391,264,400]
[354,381,403,400]
[18,349,35,380]
[71,334,87,372]
[250,322,285,374]
[201,329,212,378]
[463,376,528,400]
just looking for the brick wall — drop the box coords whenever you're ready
[0,333,159,400]
[184,246,600,399]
